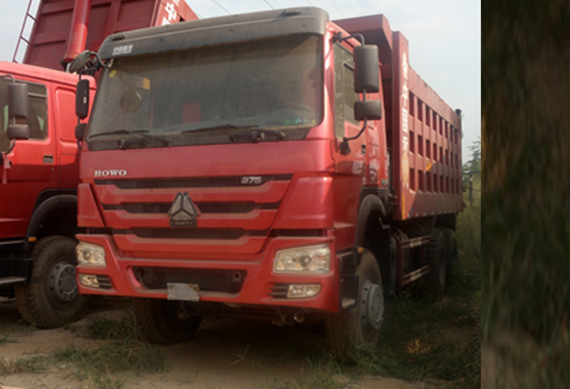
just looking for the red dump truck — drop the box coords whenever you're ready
[73,7,462,358]
[0,0,196,328]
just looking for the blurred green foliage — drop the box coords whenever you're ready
[482,0,570,347]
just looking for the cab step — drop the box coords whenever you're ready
[0,277,27,286]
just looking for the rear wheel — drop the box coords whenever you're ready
[419,229,446,298]
[15,236,87,328]
[325,250,384,362]
[133,298,202,345]
[443,229,458,286]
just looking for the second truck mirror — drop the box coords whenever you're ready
[7,124,30,141]
[8,83,29,120]
[354,45,379,94]
[355,100,382,121]
[76,79,90,120]
[75,123,87,141]
[69,50,91,74]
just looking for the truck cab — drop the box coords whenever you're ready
[0,62,95,326]
[75,7,462,359]
[0,0,197,328]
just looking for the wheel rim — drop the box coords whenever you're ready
[48,262,78,303]
[360,278,384,334]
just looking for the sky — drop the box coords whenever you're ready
[0,0,480,158]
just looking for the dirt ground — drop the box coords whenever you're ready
[0,298,425,389]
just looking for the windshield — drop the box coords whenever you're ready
[87,34,323,149]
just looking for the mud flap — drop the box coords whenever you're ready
[338,248,363,309]
[340,274,359,309]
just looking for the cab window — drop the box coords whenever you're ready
[0,78,48,152]
[334,43,358,138]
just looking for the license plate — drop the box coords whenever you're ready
[167,283,201,302]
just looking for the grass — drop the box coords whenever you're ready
[273,356,349,389]
[267,192,482,389]
[0,311,165,389]
[0,355,45,376]
[51,310,165,389]
[84,310,141,341]
[349,189,481,388]
[0,334,16,345]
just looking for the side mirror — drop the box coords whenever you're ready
[354,45,379,94]
[76,79,90,120]
[75,123,87,141]
[69,50,92,74]
[7,124,30,140]
[8,83,29,120]
[355,100,382,121]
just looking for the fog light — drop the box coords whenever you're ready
[287,284,321,299]
[76,242,106,266]
[79,274,100,288]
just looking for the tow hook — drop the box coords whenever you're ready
[272,309,306,327]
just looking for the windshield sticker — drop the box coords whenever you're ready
[112,45,134,56]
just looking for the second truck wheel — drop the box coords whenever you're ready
[15,236,88,328]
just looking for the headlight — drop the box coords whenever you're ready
[274,245,331,274]
[76,242,106,267]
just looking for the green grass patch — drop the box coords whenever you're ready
[0,334,16,345]
[52,312,165,389]
[352,195,481,388]
[0,355,45,376]
[266,195,482,389]
[84,310,141,341]
[52,341,165,389]
[273,356,350,389]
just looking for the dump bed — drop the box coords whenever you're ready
[335,15,463,221]
[20,0,197,70]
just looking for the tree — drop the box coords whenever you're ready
[463,138,481,206]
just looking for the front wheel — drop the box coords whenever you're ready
[15,236,88,328]
[325,250,384,362]
[133,298,202,345]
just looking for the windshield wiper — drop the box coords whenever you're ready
[229,128,286,143]
[180,124,285,142]
[89,129,170,147]
[180,124,258,134]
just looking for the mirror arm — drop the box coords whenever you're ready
[6,141,15,155]
[0,74,15,82]
[340,118,368,156]
[332,32,365,45]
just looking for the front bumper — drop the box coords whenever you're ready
[76,234,340,313]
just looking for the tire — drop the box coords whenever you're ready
[419,229,446,298]
[325,250,384,362]
[133,298,202,345]
[15,236,88,328]
[443,229,458,286]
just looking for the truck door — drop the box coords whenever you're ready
[0,78,56,239]
[54,87,80,186]
[331,43,368,250]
